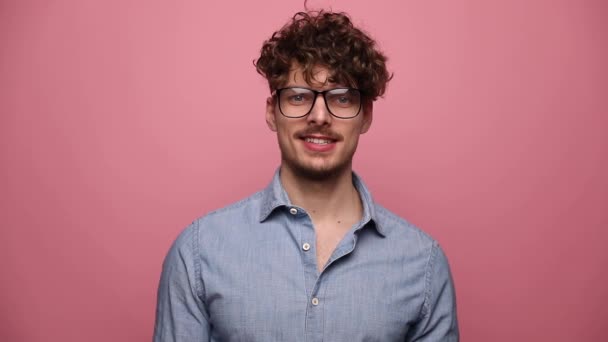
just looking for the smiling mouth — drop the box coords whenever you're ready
[304,137,334,145]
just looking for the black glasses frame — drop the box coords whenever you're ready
[274,87,363,119]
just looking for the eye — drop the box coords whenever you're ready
[336,96,351,104]
[290,94,305,102]
[282,89,313,106]
[328,90,357,107]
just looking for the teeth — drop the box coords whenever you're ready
[305,137,332,145]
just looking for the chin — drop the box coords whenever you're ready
[284,157,352,182]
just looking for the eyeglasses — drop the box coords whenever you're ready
[274,87,362,119]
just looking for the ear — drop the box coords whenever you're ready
[265,96,278,132]
[360,100,373,134]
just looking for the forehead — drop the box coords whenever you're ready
[285,64,337,88]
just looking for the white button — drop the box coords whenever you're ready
[311,297,319,306]
[289,208,298,215]
[302,243,311,251]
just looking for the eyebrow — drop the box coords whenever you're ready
[283,82,343,90]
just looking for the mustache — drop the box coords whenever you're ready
[294,128,343,141]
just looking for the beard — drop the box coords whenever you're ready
[278,140,357,182]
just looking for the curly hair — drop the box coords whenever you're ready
[255,11,392,101]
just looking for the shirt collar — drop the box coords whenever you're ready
[259,168,386,237]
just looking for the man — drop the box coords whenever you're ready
[154,10,458,341]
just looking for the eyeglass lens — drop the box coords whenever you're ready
[278,87,361,118]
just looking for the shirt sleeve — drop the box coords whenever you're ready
[153,223,210,342]
[407,242,459,341]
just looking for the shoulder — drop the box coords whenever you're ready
[371,203,443,257]
[373,203,436,243]
[201,190,265,223]
[371,202,455,291]
[172,190,266,248]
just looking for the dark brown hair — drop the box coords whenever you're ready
[255,11,392,101]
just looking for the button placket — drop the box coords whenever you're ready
[297,208,324,341]
[305,281,326,341]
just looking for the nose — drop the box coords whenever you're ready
[306,93,332,126]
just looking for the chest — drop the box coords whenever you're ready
[314,221,352,271]
[200,228,426,342]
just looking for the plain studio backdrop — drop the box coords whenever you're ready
[1,0,606,341]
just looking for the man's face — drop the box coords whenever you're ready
[265,64,373,180]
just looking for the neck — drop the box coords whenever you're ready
[279,163,362,222]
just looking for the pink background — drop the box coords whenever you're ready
[1,0,607,341]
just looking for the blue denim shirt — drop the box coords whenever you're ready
[154,171,458,341]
